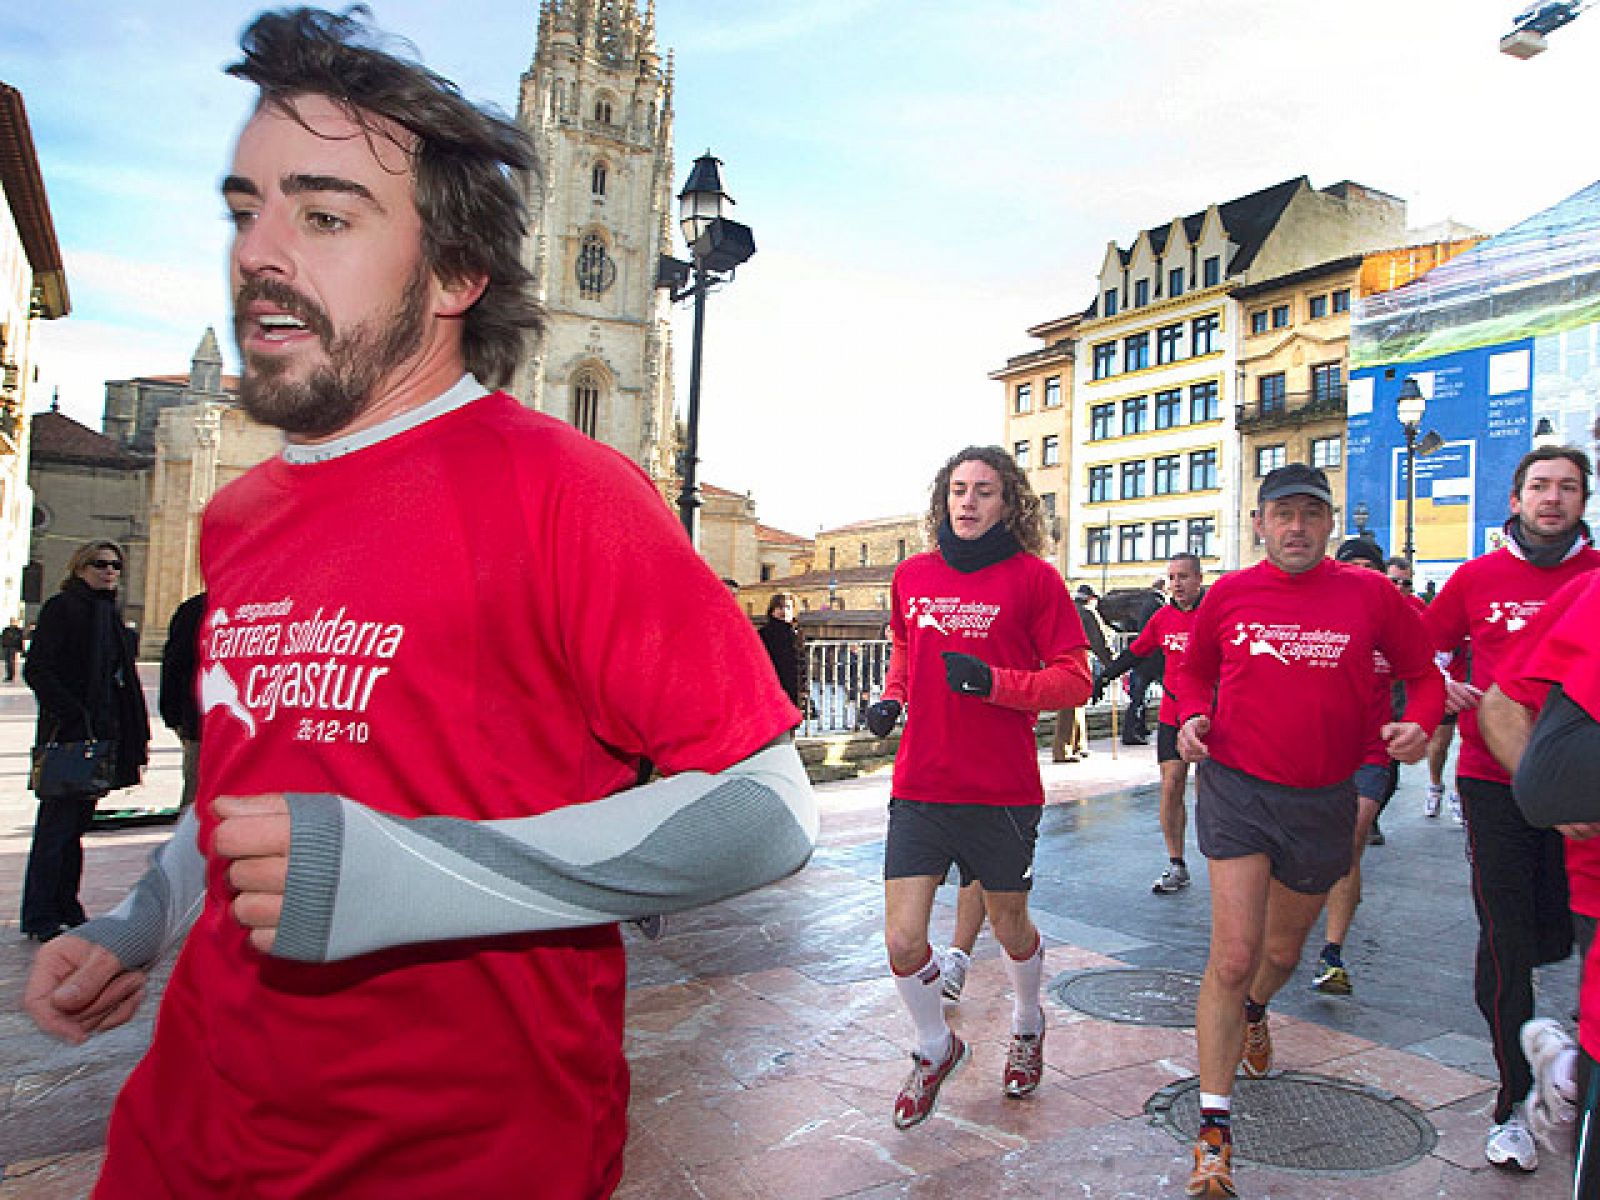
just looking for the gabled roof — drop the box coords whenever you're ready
[756,523,811,547]
[29,409,146,468]
[1115,177,1308,280]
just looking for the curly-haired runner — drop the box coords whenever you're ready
[865,445,1090,1129]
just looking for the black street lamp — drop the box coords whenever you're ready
[656,151,757,542]
[1396,376,1427,565]
[1352,501,1370,539]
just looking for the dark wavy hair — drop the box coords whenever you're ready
[924,445,1047,557]
[227,6,544,387]
[1511,444,1593,500]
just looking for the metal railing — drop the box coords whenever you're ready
[1235,386,1346,430]
[803,639,892,735]
[800,633,1155,736]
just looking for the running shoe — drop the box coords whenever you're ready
[1003,1023,1045,1097]
[1521,1018,1577,1152]
[1425,783,1443,818]
[1367,820,1385,846]
[1186,1127,1237,1197]
[1311,953,1352,996]
[632,914,667,941]
[1152,863,1192,894]
[1485,1105,1537,1172]
[892,1034,968,1129]
[939,946,969,1004]
[1239,1013,1273,1078]
[1448,792,1464,825]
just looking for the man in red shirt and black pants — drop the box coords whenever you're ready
[1423,444,1599,1174]
[865,445,1090,1131]
[1174,464,1442,1197]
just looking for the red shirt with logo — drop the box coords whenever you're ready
[1498,569,1600,1056]
[1423,543,1600,785]
[99,396,798,1199]
[1129,601,1200,726]
[883,549,1087,806]
[1174,558,1443,789]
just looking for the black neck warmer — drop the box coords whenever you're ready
[1503,516,1593,569]
[937,518,1021,573]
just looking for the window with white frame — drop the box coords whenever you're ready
[1042,435,1060,467]
[1014,382,1032,413]
[1013,440,1030,469]
[1043,375,1061,408]
[1256,444,1287,476]
[1312,436,1343,469]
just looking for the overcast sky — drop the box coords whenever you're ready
[7,1,1597,534]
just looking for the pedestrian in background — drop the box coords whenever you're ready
[758,593,807,711]
[2,619,24,681]
[20,540,150,942]
[157,592,206,810]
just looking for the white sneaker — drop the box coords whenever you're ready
[1425,784,1443,818]
[1152,862,1191,894]
[1485,1106,1538,1172]
[939,946,969,1004]
[1521,1019,1578,1152]
[1448,792,1463,825]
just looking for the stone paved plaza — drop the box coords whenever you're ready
[0,672,1581,1198]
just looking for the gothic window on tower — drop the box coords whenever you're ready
[573,374,601,438]
[591,162,607,198]
[576,233,616,298]
[594,96,614,124]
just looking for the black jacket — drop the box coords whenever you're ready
[159,592,206,741]
[24,579,151,789]
[758,617,807,709]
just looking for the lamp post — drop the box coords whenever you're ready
[656,151,757,542]
[1533,416,1560,449]
[1352,501,1370,540]
[1396,376,1427,565]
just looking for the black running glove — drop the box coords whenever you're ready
[865,699,903,737]
[941,652,993,698]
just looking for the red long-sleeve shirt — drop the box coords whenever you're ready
[883,549,1089,806]
[1423,542,1600,785]
[1174,557,1443,789]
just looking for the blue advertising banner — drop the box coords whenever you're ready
[1346,340,1533,586]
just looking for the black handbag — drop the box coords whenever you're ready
[31,718,117,799]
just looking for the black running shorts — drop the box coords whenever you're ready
[1194,759,1356,895]
[1157,721,1182,764]
[884,799,1041,892]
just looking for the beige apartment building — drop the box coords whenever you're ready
[1232,236,1485,565]
[1233,256,1362,565]
[998,177,1407,591]
[993,314,1076,575]
[1,82,69,622]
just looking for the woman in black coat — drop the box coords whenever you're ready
[757,593,807,712]
[20,540,150,941]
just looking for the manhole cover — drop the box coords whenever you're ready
[1050,967,1201,1027]
[1146,1074,1437,1176]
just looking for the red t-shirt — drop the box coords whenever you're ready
[1174,558,1443,789]
[98,395,798,1199]
[1129,601,1199,726]
[1423,544,1600,784]
[1498,569,1600,1056]
[884,549,1086,806]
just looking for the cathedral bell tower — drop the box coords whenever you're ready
[515,0,676,484]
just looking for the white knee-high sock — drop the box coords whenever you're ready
[893,947,951,1062]
[1004,934,1046,1036]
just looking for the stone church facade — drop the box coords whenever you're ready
[511,0,678,486]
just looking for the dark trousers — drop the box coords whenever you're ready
[1461,775,1574,1122]
[3,648,16,681]
[1124,663,1156,741]
[20,793,98,934]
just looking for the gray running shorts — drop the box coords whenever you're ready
[885,799,1041,892]
[1194,759,1356,895]
[1353,762,1389,804]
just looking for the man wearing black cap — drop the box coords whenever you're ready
[1171,463,1443,1198]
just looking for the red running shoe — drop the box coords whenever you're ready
[892,1034,969,1129]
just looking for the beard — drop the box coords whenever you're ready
[235,268,430,437]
